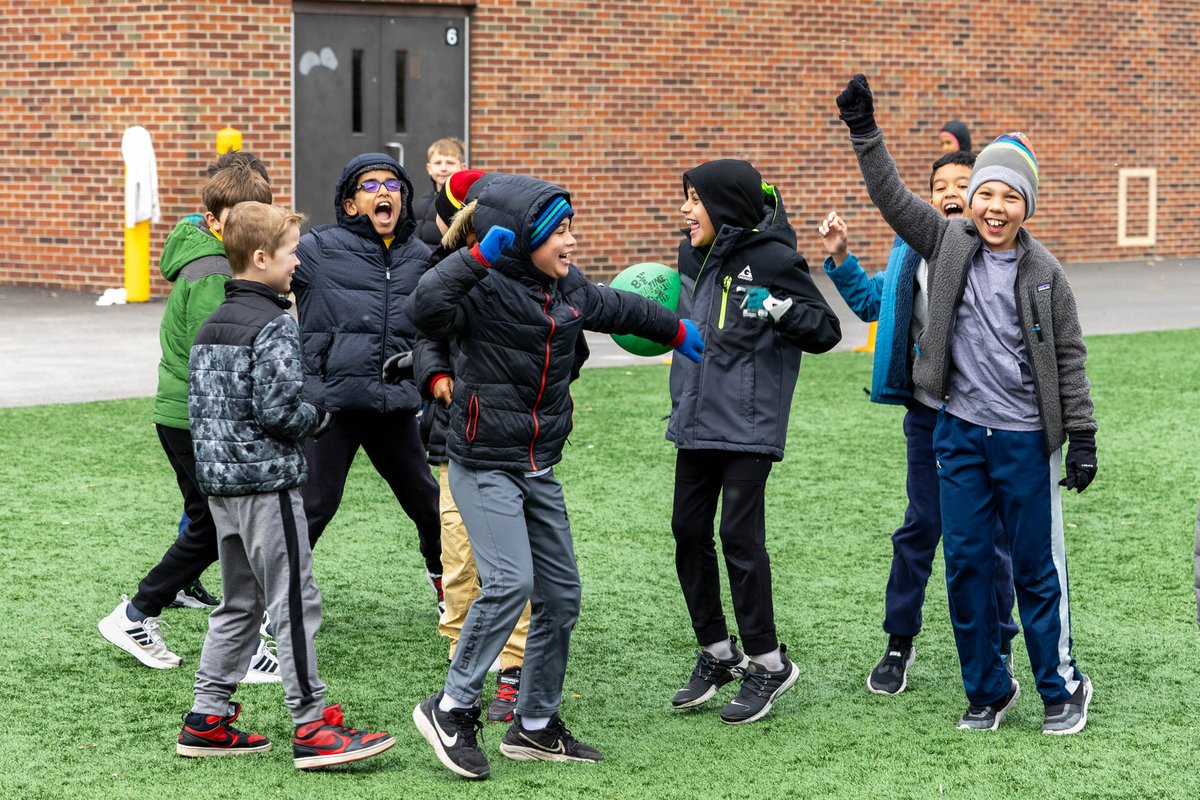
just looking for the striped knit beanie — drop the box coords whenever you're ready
[434,169,486,226]
[967,132,1039,219]
[529,194,573,249]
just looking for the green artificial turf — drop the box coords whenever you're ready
[1,329,1198,798]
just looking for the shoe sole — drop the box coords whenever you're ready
[957,680,1021,731]
[177,741,272,758]
[499,742,602,763]
[294,735,395,769]
[98,617,181,669]
[239,670,283,685]
[672,653,750,709]
[1042,678,1092,736]
[866,645,917,696]
[720,661,801,725]
[412,701,490,780]
[170,594,217,609]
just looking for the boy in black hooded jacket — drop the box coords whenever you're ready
[668,159,842,725]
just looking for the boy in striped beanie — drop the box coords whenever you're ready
[838,75,1099,736]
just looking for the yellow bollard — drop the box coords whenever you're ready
[216,127,242,154]
[853,320,878,353]
[123,219,151,301]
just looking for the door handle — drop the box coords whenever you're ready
[385,141,404,167]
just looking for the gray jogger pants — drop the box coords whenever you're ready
[193,488,326,725]
[444,462,580,718]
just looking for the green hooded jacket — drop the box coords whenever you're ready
[151,216,231,429]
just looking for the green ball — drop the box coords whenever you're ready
[608,262,681,357]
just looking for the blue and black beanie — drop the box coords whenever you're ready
[529,194,573,250]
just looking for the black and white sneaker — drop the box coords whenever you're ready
[671,638,750,709]
[719,645,800,725]
[957,680,1021,731]
[412,692,489,780]
[170,580,220,609]
[98,597,182,669]
[499,715,603,763]
[867,635,916,695]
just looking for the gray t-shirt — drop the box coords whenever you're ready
[945,246,1041,431]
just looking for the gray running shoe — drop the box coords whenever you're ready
[957,680,1021,731]
[719,645,800,725]
[672,638,749,709]
[1042,675,1092,735]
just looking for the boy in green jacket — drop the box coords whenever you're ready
[99,153,275,676]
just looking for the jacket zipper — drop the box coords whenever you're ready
[1026,286,1044,342]
[529,289,555,472]
[1013,255,1051,454]
[381,241,391,411]
[718,275,732,330]
[939,243,979,400]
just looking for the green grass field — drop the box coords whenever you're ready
[1,329,1198,799]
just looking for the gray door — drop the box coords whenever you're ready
[294,11,467,228]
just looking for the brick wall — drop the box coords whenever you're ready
[2,0,1196,294]
[0,0,293,294]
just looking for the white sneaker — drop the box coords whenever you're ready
[98,597,182,669]
[240,638,282,684]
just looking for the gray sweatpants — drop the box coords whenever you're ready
[444,462,581,718]
[193,488,327,725]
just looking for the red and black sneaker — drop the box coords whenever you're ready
[293,703,395,769]
[177,701,272,758]
[428,571,447,616]
[487,666,520,722]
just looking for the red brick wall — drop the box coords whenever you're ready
[0,0,293,294]
[2,0,1197,293]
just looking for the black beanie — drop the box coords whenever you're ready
[940,120,972,153]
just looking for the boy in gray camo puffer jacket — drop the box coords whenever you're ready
[183,201,394,770]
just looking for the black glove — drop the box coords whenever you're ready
[1059,430,1097,493]
[382,351,414,384]
[311,409,335,440]
[836,73,878,137]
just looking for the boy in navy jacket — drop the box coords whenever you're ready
[667,160,841,725]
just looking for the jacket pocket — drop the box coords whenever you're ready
[466,394,480,443]
[739,360,756,422]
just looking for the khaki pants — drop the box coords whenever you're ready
[438,465,529,669]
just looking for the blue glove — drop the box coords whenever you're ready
[470,225,516,267]
[740,286,793,323]
[673,319,705,363]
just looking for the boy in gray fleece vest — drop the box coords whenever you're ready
[837,74,1099,735]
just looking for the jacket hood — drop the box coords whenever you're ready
[679,174,796,270]
[159,216,224,282]
[683,159,764,232]
[468,173,572,284]
[333,153,417,241]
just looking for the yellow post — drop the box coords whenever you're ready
[853,320,878,353]
[216,127,242,154]
[123,218,151,302]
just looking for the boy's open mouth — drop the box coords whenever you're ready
[374,199,394,226]
[685,219,700,238]
[942,201,963,218]
[984,217,1007,235]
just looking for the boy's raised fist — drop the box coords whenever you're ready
[837,74,877,137]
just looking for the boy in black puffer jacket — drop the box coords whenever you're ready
[668,159,842,725]
[407,174,704,780]
[292,153,444,610]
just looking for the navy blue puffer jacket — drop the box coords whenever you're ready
[292,153,433,412]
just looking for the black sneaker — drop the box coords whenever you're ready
[177,701,272,757]
[413,692,490,779]
[499,715,603,763]
[1042,675,1092,735]
[867,635,916,695]
[719,645,800,725]
[957,679,1021,731]
[171,580,220,609]
[487,666,520,723]
[671,637,750,709]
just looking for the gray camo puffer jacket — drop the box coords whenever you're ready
[188,280,323,497]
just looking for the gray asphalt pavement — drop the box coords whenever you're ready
[1,258,1197,407]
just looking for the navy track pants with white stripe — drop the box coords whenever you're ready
[934,411,1083,707]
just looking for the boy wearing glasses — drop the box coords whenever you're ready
[292,154,443,606]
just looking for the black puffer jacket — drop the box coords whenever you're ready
[668,160,842,460]
[407,173,681,472]
[293,153,433,412]
[189,281,323,496]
